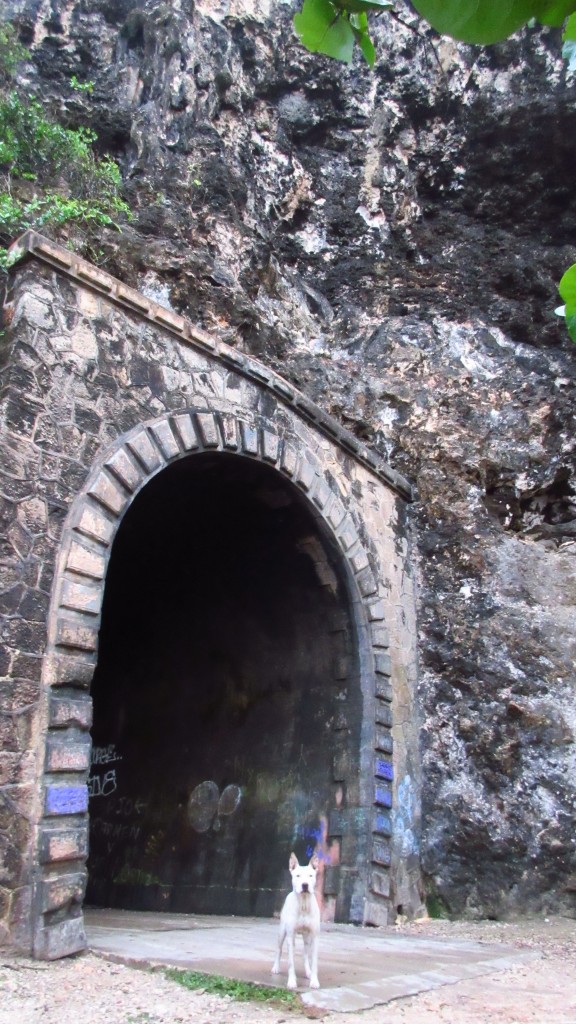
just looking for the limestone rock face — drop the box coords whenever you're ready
[3,0,575,918]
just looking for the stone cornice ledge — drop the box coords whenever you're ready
[7,231,413,501]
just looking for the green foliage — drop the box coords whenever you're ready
[0,91,97,179]
[0,22,28,83]
[562,11,576,67]
[0,20,131,269]
[294,0,576,63]
[411,0,576,44]
[70,74,95,94]
[558,264,576,343]
[294,0,392,66]
[165,969,300,1007]
[426,893,451,919]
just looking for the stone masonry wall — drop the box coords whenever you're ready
[0,236,417,956]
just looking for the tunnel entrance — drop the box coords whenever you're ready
[86,452,362,920]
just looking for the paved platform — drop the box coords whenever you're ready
[84,908,539,1013]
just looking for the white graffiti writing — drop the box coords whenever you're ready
[91,744,122,766]
[88,769,117,798]
[91,819,141,842]
[113,796,148,817]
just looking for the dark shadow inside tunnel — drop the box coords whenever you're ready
[86,451,362,919]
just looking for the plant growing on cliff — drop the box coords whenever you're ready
[0,22,130,269]
[295,0,576,62]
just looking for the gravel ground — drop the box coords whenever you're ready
[1,916,575,1024]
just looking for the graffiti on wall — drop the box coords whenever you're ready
[187,780,243,832]
[88,744,122,798]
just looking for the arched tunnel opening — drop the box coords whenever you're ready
[86,451,363,920]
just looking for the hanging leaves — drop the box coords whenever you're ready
[562,11,576,69]
[410,0,576,44]
[293,0,392,66]
[558,264,576,343]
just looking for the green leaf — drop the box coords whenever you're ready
[559,264,576,342]
[333,0,393,12]
[357,28,376,64]
[294,0,356,62]
[411,0,576,44]
[563,10,576,36]
[535,0,576,25]
[559,263,576,306]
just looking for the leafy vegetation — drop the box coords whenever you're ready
[165,968,300,1008]
[294,0,392,67]
[558,264,576,342]
[411,0,576,44]
[0,21,130,269]
[294,0,576,64]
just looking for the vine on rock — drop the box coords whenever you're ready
[0,22,130,270]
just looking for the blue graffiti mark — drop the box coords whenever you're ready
[392,774,419,856]
[294,823,332,863]
[295,824,323,841]
[374,811,392,836]
[375,758,393,781]
[45,785,88,816]
[374,785,393,808]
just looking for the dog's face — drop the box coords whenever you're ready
[289,852,319,895]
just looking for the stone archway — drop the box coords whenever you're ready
[87,449,363,920]
[34,409,396,957]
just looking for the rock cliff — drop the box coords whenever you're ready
[3,0,575,918]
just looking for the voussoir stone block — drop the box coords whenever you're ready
[195,412,219,447]
[65,541,106,580]
[45,737,90,772]
[127,430,164,472]
[55,618,98,653]
[88,472,128,516]
[171,412,199,451]
[44,784,88,816]
[39,871,86,914]
[261,429,279,463]
[39,826,88,864]
[43,652,95,688]
[240,421,259,454]
[76,504,115,545]
[220,414,239,449]
[49,694,92,730]
[34,915,86,960]
[106,448,143,492]
[60,579,101,616]
[364,898,391,927]
[150,420,180,459]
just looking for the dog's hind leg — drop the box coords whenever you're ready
[272,922,286,976]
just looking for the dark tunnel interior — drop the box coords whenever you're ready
[86,451,361,918]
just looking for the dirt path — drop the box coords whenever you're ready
[1,917,574,1024]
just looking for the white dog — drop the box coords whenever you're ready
[272,851,320,990]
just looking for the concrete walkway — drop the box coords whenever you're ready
[84,908,539,1013]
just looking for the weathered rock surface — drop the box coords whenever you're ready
[2,0,575,918]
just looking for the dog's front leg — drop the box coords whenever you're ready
[308,933,320,989]
[272,922,285,976]
[286,931,297,990]
[303,931,312,979]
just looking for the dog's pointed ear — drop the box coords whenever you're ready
[289,851,299,871]
[310,853,319,870]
